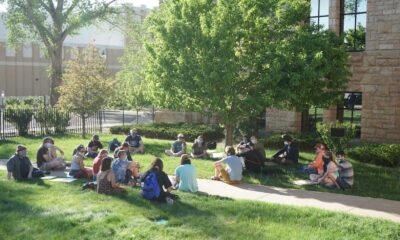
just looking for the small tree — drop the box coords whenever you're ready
[316,121,356,152]
[4,104,33,136]
[57,44,114,137]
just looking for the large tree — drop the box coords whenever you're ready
[145,0,351,145]
[0,0,117,105]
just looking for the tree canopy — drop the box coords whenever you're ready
[145,0,350,145]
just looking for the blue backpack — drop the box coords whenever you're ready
[141,171,160,200]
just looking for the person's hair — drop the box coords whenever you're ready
[117,150,127,158]
[336,150,345,156]
[74,145,85,155]
[122,142,129,148]
[225,146,235,155]
[281,134,292,142]
[42,137,54,144]
[97,149,108,157]
[100,157,113,171]
[324,151,336,163]
[151,158,164,171]
[180,154,191,165]
[314,143,326,150]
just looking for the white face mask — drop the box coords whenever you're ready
[198,139,203,143]
[284,141,289,145]
[45,143,53,148]
[19,150,27,157]
[251,139,257,144]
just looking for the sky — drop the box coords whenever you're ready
[0,0,159,12]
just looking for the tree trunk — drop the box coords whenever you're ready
[225,124,234,147]
[49,41,63,106]
[81,115,86,138]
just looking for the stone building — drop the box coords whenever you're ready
[266,0,400,143]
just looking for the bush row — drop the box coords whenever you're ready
[348,144,400,167]
[109,123,225,142]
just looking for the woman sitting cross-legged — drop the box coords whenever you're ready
[310,151,339,188]
[69,145,93,179]
[174,154,198,192]
[97,156,125,194]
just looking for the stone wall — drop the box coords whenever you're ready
[265,108,302,133]
[154,110,220,125]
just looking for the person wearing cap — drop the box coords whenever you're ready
[124,129,144,154]
[272,134,299,164]
[7,145,42,180]
[86,134,104,158]
[36,137,66,171]
[300,143,326,174]
[165,133,187,157]
[191,135,208,159]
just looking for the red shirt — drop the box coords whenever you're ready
[93,156,103,175]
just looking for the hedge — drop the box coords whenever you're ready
[348,144,400,167]
[109,123,225,141]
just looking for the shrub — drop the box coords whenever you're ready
[316,121,356,152]
[264,132,322,151]
[110,123,224,141]
[34,108,71,134]
[348,144,400,167]
[4,105,34,136]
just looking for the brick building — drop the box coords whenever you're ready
[266,0,400,143]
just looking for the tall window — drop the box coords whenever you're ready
[341,0,367,51]
[337,92,362,138]
[310,0,330,30]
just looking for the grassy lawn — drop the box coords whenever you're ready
[0,134,399,201]
[0,170,399,240]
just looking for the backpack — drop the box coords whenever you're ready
[207,142,217,150]
[141,171,160,200]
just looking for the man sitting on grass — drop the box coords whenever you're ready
[165,133,187,157]
[125,128,144,154]
[7,145,43,180]
[336,151,354,189]
[272,134,299,165]
[211,146,243,185]
[86,134,104,158]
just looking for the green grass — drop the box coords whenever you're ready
[1,134,400,201]
[0,170,399,240]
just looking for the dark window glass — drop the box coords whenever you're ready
[341,0,367,51]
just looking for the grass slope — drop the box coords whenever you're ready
[0,171,399,240]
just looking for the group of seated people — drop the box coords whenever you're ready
[6,131,353,204]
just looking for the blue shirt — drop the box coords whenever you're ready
[125,135,142,148]
[172,141,185,153]
[175,164,198,192]
[222,155,243,181]
[112,158,130,182]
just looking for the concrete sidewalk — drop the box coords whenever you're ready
[197,179,400,223]
[1,160,399,223]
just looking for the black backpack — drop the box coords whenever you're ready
[207,142,217,150]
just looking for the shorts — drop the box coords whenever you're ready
[220,168,241,185]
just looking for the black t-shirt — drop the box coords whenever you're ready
[7,154,32,180]
[143,168,172,194]
[124,135,142,148]
[36,146,49,167]
[88,140,103,151]
[237,150,263,173]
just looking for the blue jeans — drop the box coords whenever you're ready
[298,166,318,174]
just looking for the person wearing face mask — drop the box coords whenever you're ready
[335,151,353,189]
[299,143,326,174]
[272,134,299,164]
[191,135,208,159]
[36,137,66,171]
[250,135,266,160]
[7,145,43,180]
[124,128,144,154]
[236,142,264,173]
[165,133,187,157]
[69,145,93,179]
[310,151,339,188]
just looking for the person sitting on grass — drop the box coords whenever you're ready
[236,143,264,174]
[37,137,66,171]
[92,149,109,181]
[236,135,250,153]
[250,135,266,160]
[310,151,339,188]
[7,145,43,180]
[335,151,354,189]
[211,146,243,185]
[174,154,198,192]
[69,145,93,179]
[141,158,177,203]
[108,138,121,152]
[112,150,141,185]
[300,143,326,174]
[191,135,208,159]
[86,134,104,158]
[47,141,65,162]
[125,128,144,154]
[165,133,186,157]
[272,134,299,164]
[97,156,125,194]
[114,143,132,161]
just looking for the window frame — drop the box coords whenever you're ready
[340,0,367,51]
[309,0,330,30]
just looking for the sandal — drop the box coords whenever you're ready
[211,176,221,181]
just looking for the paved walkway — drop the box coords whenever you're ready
[1,160,399,223]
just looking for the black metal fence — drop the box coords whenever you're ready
[0,108,102,139]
